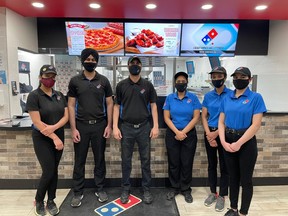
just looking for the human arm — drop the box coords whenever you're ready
[150,102,159,139]
[113,103,122,140]
[182,109,200,135]
[68,97,81,143]
[103,96,113,138]
[163,110,187,141]
[202,107,218,147]
[229,113,263,151]
[218,112,235,152]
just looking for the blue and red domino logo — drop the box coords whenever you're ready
[95,194,142,216]
[202,28,218,45]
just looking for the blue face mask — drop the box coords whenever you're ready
[129,65,141,75]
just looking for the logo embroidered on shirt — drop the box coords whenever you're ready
[140,89,145,94]
[187,99,192,103]
[242,99,249,104]
[57,96,61,101]
[97,84,102,89]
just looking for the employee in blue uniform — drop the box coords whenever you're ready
[113,56,159,205]
[218,67,267,216]
[26,65,68,216]
[202,66,232,212]
[68,48,113,207]
[163,71,201,203]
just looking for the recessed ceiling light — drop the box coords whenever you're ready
[32,2,44,8]
[255,5,268,11]
[202,4,213,10]
[146,4,157,9]
[89,3,101,9]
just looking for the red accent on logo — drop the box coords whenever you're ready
[114,195,141,209]
[208,28,218,39]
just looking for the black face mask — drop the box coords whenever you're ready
[212,79,225,88]
[233,79,250,90]
[83,62,97,72]
[175,83,187,92]
[129,65,141,75]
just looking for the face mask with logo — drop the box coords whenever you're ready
[212,79,225,88]
[40,77,55,88]
[129,65,141,75]
[83,62,97,72]
[233,79,250,90]
[175,83,187,92]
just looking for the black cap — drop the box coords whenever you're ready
[174,71,188,80]
[80,48,99,64]
[231,67,251,78]
[40,65,57,75]
[209,66,227,74]
[128,56,142,65]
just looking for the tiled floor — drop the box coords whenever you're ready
[0,186,287,215]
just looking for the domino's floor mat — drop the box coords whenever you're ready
[58,187,179,216]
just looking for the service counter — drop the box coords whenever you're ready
[0,113,288,189]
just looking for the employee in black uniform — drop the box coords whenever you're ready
[113,56,159,204]
[202,66,232,212]
[163,71,201,203]
[218,67,267,216]
[68,48,113,207]
[26,65,68,216]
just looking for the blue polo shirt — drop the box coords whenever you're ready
[163,91,202,130]
[219,88,267,130]
[202,86,232,128]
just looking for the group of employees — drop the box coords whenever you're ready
[26,48,266,216]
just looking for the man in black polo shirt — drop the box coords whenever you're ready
[113,56,159,204]
[68,48,113,207]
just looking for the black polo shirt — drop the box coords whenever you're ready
[26,88,67,130]
[67,71,113,121]
[115,77,157,124]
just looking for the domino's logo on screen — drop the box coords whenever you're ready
[202,28,218,45]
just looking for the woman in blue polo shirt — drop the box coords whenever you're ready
[202,66,232,212]
[218,67,267,216]
[163,71,201,203]
[26,65,68,216]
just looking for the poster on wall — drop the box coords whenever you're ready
[65,22,124,56]
[0,70,7,84]
[125,23,182,56]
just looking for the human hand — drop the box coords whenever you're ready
[113,127,122,140]
[230,142,241,152]
[41,124,56,136]
[209,139,218,147]
[53,137,64,150]
[72,129,81,143]
[103,126,112,138]
[150,127,159,139]
[175,131,187,141]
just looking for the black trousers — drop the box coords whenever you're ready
[165,127,197,192]
[73,119,107,195]
[32,129,64,202]
[204,131,229,197]
[224,133,258,215]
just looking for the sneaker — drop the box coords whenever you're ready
[95,191,108,203]
[182,191,193,203]
[120,190,130,204]
[166,191,179,201]
[46,200,59,215]
[143,190,153,204]
[215,196,225,212]
[70,194,84,208]
[224,208,239,216]
[204,193,217,207]
[35,201,46,216]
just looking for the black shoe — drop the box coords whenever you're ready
[95,191,108,203]
[35,201,46,216]
[120,190,130,204]
[182,191,193,203]
[46,200,59,215]
[70,194,84,208]
[166,191,179,201]
[143,190,153,204]
[224,208,239,216]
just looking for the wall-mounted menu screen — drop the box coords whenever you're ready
[125,23,182,56]
[180,23,239,57]
[65,22,124,56]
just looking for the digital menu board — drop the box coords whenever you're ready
[65,22,124,56]
[180,23,239,57]
[125,23,182,56]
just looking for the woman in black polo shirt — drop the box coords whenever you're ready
[26,65,68,216]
